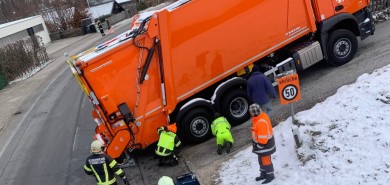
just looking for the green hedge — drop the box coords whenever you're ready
[0,67,7,90]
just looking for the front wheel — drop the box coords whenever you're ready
[179,107,213,144]
[327,29,358,66]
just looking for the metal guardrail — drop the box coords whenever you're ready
[370,0,390,11]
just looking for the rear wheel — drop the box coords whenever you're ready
[327,29,358,66]
[179,107,213,143]
[220,89,250,125]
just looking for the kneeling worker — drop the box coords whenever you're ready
[84,140,129,185]
[211,112,234,155]
[155,123,181,166]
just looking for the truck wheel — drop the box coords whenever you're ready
[180,107,212,143]
[327,29,358,66]
[221,89,250,125]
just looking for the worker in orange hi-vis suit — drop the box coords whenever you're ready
[249,104,276,184]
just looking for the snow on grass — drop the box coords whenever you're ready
[218,64,390,185]
[9,59,54,84]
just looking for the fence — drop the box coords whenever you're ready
[108,11,129,26]
[49,28,84,41]
[370,0,390,11]
[107,5,138,27]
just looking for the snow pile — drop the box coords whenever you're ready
[372,8,390,23]
[218,64,390,185]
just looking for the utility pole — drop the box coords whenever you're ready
[86,0,91,12]
[86,0,94,23]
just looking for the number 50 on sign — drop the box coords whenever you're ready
[277,74,301,105]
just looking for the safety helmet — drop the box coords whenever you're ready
[158,176,174,185]
[249,104,262,117]
[167,123,177,133]
[91,140,104,154]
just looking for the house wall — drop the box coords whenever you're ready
[0,15,51,47]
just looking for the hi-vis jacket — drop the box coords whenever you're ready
[211,117,231,135]
[251,112,276,156]
[155,128,181,157]
[84,153,125,185]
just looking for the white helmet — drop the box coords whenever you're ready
[91,140,104,154]
[158,176,174,185]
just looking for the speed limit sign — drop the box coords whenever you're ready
[278,74,301,105]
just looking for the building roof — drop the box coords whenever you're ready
[89,2,114,19]
[116,0,132,3]
[0,15,41,29]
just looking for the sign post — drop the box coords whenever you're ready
[277,72,302,148]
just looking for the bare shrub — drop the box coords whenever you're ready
[0,36,49,83]
[42,0,90,32]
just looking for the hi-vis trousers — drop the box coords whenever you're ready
[258,155,274,176]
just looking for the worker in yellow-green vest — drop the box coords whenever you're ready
[211,112,234,155]
[84,140,129,185]
[155,123,182,166]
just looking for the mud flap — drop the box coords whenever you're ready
[357,7,375,40]
[107,130,131,158]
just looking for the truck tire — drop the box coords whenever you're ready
[327,29,358,66]
[221,89,250,125]
[180,107,212,143]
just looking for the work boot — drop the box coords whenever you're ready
[168,159,179,166]
[217,145,223,155]
[262,173,275,184]
[255,171,266,181]
[226,142,232,153]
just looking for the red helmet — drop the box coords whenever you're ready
[167,123,177,133]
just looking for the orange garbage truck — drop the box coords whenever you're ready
[66,0,374,159]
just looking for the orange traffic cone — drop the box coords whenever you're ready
[109,28,115,34]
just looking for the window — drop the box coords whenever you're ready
[32,24,44,33]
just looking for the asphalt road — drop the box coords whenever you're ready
[0,22,136,185]
[0,20,389,185]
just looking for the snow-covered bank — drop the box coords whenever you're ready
[9,59,53,84]
[373,8,390,22]
[218,64,390,185]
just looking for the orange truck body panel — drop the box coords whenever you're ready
[158,0,316,105]
[69,0,372,156]
[312,0,370,21]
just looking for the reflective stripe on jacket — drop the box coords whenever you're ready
[251,112,276,156]
[211,117,231,136]
[156,129,181,156]
[84,153,125,185]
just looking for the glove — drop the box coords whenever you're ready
[157,127,165,134]
[122,176,129,185]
